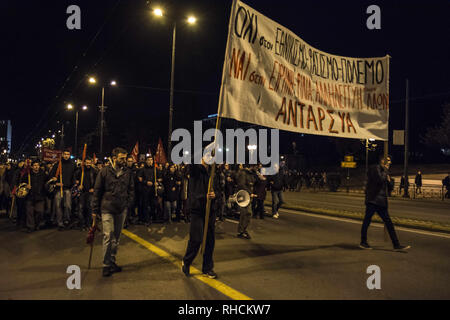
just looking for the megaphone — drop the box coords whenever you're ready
[227,190,251,208]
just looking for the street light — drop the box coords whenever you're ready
[153,8,163,17]
[248,144,257,163]
[67,103,88,158]
[364,138,377,177]
[88,76,117,157]
[153,9,197,157]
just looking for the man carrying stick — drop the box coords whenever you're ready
[181,155,218,279]
[92,147,135,277]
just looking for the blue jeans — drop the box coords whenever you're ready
[271,191,284,214]
[55,189,72,227]
[102,209,127,267]
[164,200,177,222]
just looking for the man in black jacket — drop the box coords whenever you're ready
[137,156,156,226]
[21,160,49,232]
[360,155,410,251]
[75,158,98,230]
[234,164,256,239]
[181,159,218,279]
[92,147,135,277]
[50,150,76,230]
[163,164,181,223]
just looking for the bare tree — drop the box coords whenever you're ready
[422,103,450,148]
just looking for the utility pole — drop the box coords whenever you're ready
[403,79,410,198]
[100,86,105,157]
[167,22,176,157]
[75,111,79,158]
[60,123,65,150]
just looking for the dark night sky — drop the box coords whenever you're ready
[2,0,450,164]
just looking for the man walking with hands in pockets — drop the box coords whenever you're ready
[92,147,135,277]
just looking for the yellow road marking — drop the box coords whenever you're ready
[122,229,253,300]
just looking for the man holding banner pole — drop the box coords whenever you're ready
[182,156,218,279]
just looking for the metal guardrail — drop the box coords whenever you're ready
[391,184,446,201]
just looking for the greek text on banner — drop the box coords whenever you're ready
[218,0,390,141]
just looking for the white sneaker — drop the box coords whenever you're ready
[273,213,279,219]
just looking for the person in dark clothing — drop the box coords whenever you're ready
[20,160,49,232]
[360,155,411,251]
[443,173,450,199]
[223,164,234,217]
[253,167,267,219]
[415,170,423,194]
[181,160,218,279]
[163,164,180,223]
[125,156,139,226]
[213,164,226,222]
[75,158,98,230]
[234,164,256,239]
[137,157,156,226]
[12,161,27,228]
[49,150,76,230]
[179,164,190,222]
[268,163,284,219]
[92,147,135,277]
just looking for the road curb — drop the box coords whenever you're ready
[264,201,450,234]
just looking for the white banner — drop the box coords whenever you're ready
[218,0,390,141]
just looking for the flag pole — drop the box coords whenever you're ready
[201,0,238,255]
[59,156,63,198]
[80,144,87,187]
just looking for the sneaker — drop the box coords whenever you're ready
[203,270,217,279]
[237,233,245,239]
[181,261,190,277]
[102,267,112,277]
[58,226,65,231]
[243,232,252,239]
[359,242,373,250]
[273,213,279,219]
[394,244,411,251]
[110,263,122,273]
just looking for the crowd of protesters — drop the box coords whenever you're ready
[0,150,306,236]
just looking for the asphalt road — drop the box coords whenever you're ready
[270,191,450,225]
[1,206,449,300]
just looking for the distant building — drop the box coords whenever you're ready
[0,120,12,154]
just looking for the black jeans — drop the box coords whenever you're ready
[183,212,215,273]
[78,192,93,227]
[255,198,265,218]
[361,203,399,246]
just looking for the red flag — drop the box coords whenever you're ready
[154,138,167,165]
[131,142,139,162]
[20,159,31,178]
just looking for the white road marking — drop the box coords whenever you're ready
[278,207,450,239]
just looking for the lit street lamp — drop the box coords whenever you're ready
[364,138,377,177]
[248,144,257,163]
[153,7,197,156]
[67,104,88,158]
[88,77,117,157]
